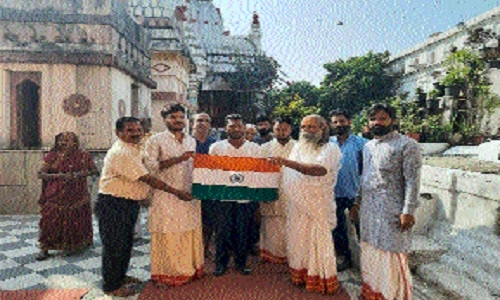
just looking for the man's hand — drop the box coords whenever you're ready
[179,151,195,162]
[268,157,287,166]
[349,204,360,222]
[399,214,416,232]
[176,191,194,201]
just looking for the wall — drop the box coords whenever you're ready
[419,165,500,230]
[0,63,117,150]
[0,150,106,215]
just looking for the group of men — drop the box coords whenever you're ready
[95,102,422,299]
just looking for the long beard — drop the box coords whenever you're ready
[298,133,322,152]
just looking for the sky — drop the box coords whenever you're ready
[212,0,500,86]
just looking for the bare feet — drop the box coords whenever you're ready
[152,281,171,290]
[123,275,142,284]
[35,250,49,261]
[104,286,138,297]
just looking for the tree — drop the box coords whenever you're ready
[319,51,396,115]
[273,94,319,138]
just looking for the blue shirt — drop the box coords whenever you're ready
[196,136,217,154]
[330,134,368,199]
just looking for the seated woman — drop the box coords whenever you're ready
[36,132,98,260]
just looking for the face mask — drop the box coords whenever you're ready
[258,128,271,136]
[331,125,350,136]
[370,125,392,136]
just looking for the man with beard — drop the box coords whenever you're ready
[270,115,343,294]
[209,114,260,276]
[351,103,421,300]
[192,113,218,258]
[329,109,368,271]
[97,117,193,297]
[143,104,203,288]
[259,117,296,264]
[254,114,274,145]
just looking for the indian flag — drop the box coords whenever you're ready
[192,154,280,202]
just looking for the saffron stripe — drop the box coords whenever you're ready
[192,184,278,201]
[194,154,280,172]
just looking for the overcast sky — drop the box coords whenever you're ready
[213,0,500,85]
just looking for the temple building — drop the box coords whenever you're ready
[0,0,273,214]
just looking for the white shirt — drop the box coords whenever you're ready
[99,139,150,201]
[209,139,261,203]
[260,139,296,216]
[143,130,199,233]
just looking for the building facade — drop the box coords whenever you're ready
[389,7,500,135]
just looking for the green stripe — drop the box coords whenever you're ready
[192,184,278,202]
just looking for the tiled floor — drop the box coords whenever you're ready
[0,215,450,299]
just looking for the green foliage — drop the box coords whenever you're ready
[443,50,484,87]
[273,94,319,130]
[391,97,424,133]
[319,51,396,115]
[422,115,453,142]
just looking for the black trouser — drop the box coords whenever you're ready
[214,201,255,268]
[247,202,260,251]
[95,194,139,292]
[332,197,356,262]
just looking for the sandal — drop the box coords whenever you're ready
[104,286,138,297]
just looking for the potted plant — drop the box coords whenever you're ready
[426,90,441,112]
[398,102,424,141]
[442,74,464,97]
[415,87,427,106]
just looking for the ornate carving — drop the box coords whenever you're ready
[63,94,91,117]
[152,63,171,73]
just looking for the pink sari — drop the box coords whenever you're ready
[38,150,95,251]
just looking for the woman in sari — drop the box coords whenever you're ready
[36,132,98,261]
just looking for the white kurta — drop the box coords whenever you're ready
[259,139,296,263]
[283,142,342,294]
[143,130,200,233]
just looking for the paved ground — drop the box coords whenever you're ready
[0,215,451,299]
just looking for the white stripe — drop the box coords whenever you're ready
[193,168,280,189]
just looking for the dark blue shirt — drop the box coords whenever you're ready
[196,136,217,154]
[330,134,368,199]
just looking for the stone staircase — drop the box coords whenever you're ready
[411,196,500,300]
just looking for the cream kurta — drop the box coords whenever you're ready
[143,130,200,233]
[259,139,296,263]
[283,142,342,294]
[260,139,296,216]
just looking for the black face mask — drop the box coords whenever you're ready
[370,125,392,136]
[331,125,350,136]
[258,128,271,136]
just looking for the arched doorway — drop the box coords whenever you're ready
[10,72,41,149]
[17,80,41,148]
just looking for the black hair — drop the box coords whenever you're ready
[161,104,186,119]
[225,114,244,125]
[273,116,293,126]
[367,103,397,120]
[256,114,271,123]
[116,117,140,131]
[329,109,351,120]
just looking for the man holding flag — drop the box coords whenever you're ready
[206,114,261,276]
[270,114,343,295]
[143,104,203,288]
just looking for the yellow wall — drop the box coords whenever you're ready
[0,63,152,150]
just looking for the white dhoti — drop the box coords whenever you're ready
[360,242,413,300]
